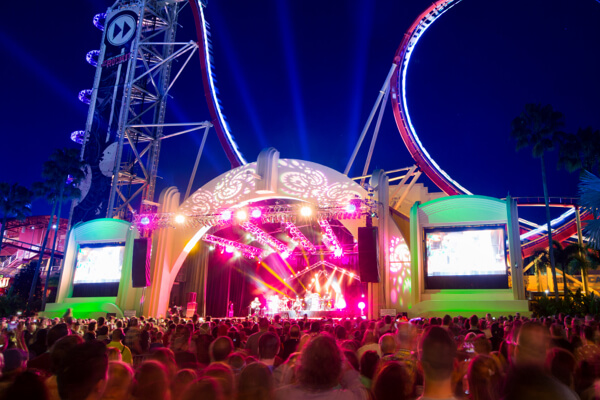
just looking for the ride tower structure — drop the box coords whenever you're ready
[71,0,210,225]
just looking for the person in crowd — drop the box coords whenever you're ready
[101,361,134,400]
[181,377,224,400]
[237,361,274,400]
[28,323,70,373]
[357,330,380,362]
[210,335,234,363]
[280,324,300,362]
[106,329,133,365]
[359,350,379,389]
[371,361,411,400]
[204,362,236,400]
[246,318,269,357]
[56,341,109,400]
[132,360,170,400]
[466,354,501,400]
[258,332,281,370]
[417,326,458,400]
[545,347,577,393]
[274,333,367,400]
[170,368,197,400]
[379,333,397,360]
[124,317,142,355]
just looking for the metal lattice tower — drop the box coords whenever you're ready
[72,0,210,224]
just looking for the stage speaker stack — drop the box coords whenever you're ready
[358,227,380,283]
[186,292,197,317]
[132,238,151,288]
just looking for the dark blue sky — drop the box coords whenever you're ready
[1,0,599,222]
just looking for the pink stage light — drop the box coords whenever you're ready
[335,297,347,310]
[251,208,262,219]
[358,301,366,310]
[221,210,233,221]
[345,204,357,213]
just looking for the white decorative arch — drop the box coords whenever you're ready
[144,150,367,317]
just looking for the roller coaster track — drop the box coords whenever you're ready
[190,0,594,257]
[389,0,595,258]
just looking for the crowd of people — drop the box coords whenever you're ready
[0,310,598,400]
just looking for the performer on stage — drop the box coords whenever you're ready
[249,297,261,316]
[228,301,234,317]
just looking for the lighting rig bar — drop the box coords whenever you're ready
[318,219,343,257]
[241,222,290,256]
[283,222,316,253]
[203,234,263,259]
[133,203,365,231]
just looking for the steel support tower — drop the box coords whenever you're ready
[72,0,209,224]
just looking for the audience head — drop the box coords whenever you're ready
[371,361,410,400]
[467,355,501,400]
[102,361,134,400]
[379,333,396,355]
[209,335,234,363]
[297,333,342,390]
[258,332,280,360]
[56,341,108,400]
[237,361,273,400]
[418,326,456,382]
[515,322,549,367]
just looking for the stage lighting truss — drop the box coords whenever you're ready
[132,202,366,230]
[240,221,290,255]
[203,234,263,260]
[283,222,316,253]
[318,219,343,257]
[285,260,360,283]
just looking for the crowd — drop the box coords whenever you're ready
[0,310,598,400]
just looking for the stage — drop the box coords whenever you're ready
[263,309,354,319]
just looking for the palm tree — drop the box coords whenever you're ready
[533,241,571,296]
[564,243,600,295]
[557,127,600,176]
[579,171,600,251]
[0,183,34,254]
[531,250,549,292]
[28,149,86,310]
[511,103,564,299]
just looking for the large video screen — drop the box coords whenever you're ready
[73,242,125,284]
[424,225,508,289]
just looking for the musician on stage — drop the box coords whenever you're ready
[249,297,261,316]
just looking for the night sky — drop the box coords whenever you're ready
[1,0,600,224]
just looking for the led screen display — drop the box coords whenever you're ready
[422,224,509,290]
[73,242,125,284]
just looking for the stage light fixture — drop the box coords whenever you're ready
[251,209,262,218]
[334,247,343,257]
[140,217,150,225]
[300,206,312,217]
[358,301,366,310]
[236,209,248,221]
[281,251,290,259]
[175,214,185,224]
[52,224,57,229]
[221,210,233,221]
[225,246,234,253]
[345,204,356,213]
[209,245,215,251]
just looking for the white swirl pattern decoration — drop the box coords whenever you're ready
[179,158,366,216]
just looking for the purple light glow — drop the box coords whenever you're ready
[78,89,92,105]
[93,13,106,31]
[140,217,150,225]
[86,50,100,67]
[70,130,85,144]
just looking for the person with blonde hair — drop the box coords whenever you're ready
[101,361,134,400]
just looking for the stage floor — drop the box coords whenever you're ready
[263,310,352,319]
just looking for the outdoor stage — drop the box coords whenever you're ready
[264,310,355,319]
